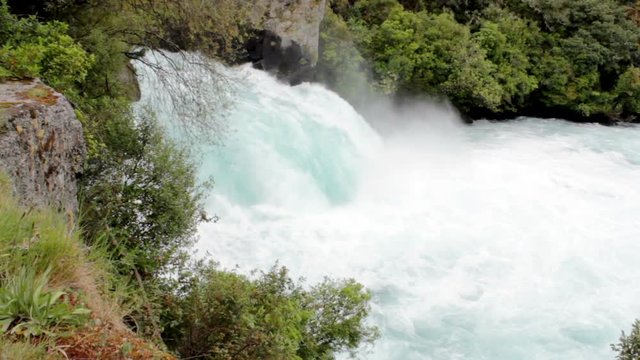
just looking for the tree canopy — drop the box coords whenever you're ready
[319,0,640,122]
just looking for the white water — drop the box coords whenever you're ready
[136,54,640,359]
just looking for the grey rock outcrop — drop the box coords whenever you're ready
[248,0,327,84]
[117,61,141,102]
[0,79,86,213]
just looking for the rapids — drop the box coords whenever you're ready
[136,53,640,360]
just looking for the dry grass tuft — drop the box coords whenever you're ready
[57,324,175,360]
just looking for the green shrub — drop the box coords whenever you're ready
[473,7,542,110]
[0,267,90,338]
[299,278,379,359]
[368,7,503,111]
[0,1,93,93]
[614,67,640,119]
[163,264,378,360]
[80,111,204,281]
[612,320,640,360]
[77,108,206,338]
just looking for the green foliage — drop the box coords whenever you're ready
[612,320,640,360]
[474,7,541,110]
[1,0,220,342]
[614,67,640,119]
[0,338,52,359]
[0,1,93,92]
[299,278,379,359]
[163,264,379,360]
[368,7,502,111]
[420,0,492,22]
[0,178,90,341]
[120,0,250,61]
[0,2,380,357]
[324,0,640,121]
[0,267,90,338]
[0,175,81,284]
[80,110,204,280]
[77,107,204,340]
[316,7,372,104]
[351,0,403,26]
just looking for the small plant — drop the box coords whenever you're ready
[0,267,90,338]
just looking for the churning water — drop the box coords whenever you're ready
[136,53,640,360]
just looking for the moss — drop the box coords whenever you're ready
[0,101,17,109]
[0,109,9,134]
[17,84,58,105]
[0,102,17,132]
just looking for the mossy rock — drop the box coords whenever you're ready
[0,102,18,134]
[17,84,58,105]
[0,101,17,109]
[0,109,9,134]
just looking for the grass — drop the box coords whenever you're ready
[0,173,81,284]
[0,337,58,359]
[0,173,174,359]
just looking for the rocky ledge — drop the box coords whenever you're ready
[0,79,86,213]
[247,0,327,85]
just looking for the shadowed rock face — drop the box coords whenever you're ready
[246,30,315,85]
[0,79,86,213]
[248,0,326,84]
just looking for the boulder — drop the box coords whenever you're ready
[248,0,327,84]
[0,79,86,213]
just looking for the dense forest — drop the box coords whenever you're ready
[1,0,640,359]
[317,0,640,123]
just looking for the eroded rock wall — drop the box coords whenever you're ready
[248,0,327,84]
[0,80,86,213]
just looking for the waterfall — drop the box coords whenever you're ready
[136,52,640,360]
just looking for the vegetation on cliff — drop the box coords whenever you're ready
[318,0,640,123]
[3,0,640,358]
[0,0,378,358]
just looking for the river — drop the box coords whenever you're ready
[137,53,640,360]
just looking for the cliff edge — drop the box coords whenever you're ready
[0,79,86,213]
[247,0,327,84]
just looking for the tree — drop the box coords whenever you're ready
[612,320,640,360]
[368,7,503,111]
[0,1,93,93]
[163,264,379,360]
[474,7,541,110]
[614,66,640,120]
[80,110,204,280]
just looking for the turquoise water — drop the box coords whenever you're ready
[137,53,640,360]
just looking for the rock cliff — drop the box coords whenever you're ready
[0,80,86,213]
[247,0,327,84]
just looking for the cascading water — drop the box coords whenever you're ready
[136,52,640,360]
